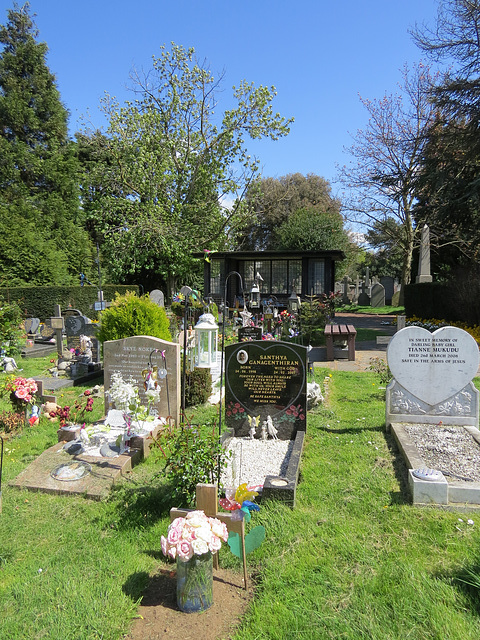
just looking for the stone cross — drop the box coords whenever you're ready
[416,224,433,283]
[49,304,65,359]
[170,483,248,590]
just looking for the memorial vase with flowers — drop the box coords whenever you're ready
[2,376,38,423]
[161,510,229,613]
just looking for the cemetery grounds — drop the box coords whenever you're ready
[0,352,479,639]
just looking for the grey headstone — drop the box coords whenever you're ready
[149,289,165,307]
[370,282,385,307]
[25,317,40,335]
[103,335,181,426]
[380,277,394,305]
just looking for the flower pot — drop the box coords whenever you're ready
[176,552,213,613]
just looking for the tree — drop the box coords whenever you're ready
[364,218,405,280]
[411,1,480,265]
[0,2,94,286]
[236,173,341,250]
[78,44,293,294]
[338,64,437,302]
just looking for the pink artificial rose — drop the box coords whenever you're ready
[28,381,38,393]
[167,524,183,546]
[15,387,28,400]
[177,540,193,562]
[209,535,222,553]
[161,535,168,556]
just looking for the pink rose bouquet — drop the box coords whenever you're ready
[3,376,38,413]
[161,510,229,562]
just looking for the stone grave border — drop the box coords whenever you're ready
[220,428,305,508]
[388,421,480,511]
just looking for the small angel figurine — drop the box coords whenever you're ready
[260,421,267,441]
[248,415,258,439]
[266,415,278,440]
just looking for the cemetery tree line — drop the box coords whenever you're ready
[0,3,95,287]
[341,0,480,301]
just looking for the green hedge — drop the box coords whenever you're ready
[404,281,480,325]
[0,285,139,321]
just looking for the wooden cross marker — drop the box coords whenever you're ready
[170,483,248,590]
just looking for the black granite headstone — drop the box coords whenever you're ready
[225,341,307,440]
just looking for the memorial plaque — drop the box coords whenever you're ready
[225,341,307,440]
[238,326,262,341]
[103,335,181,426]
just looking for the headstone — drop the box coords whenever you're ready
[386,326,480,427]
[370,282,385,307]
[365,267,370,288]
[149,289,165,307]
[342,276,350,305]
[391,289,401,306]
[238,326,262,341]
[358,282,370,306]
[380,276,394,305]
[103,335,181,426]
[64,314,100,363]
[416,224,433,283]
[225,341,307,440]
[24,318,40,336]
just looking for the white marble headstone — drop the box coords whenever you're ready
[387,326,479,406]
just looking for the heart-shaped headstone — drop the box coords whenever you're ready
[387,326,479,406]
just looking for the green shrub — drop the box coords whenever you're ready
[97,292,172,343]
[183,367,212,407]
[153,420,230,507]
[0,298,23,355]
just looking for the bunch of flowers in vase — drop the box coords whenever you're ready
[161,510,229,613]
[2,376,38,420]
[107,372,160,439]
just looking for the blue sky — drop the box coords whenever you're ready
[2,0,441,190]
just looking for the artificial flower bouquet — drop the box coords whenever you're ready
[3,376,37,413]
[161,510,229,562]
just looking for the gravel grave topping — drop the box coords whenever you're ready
[221,437,294,488]
[403,423,480,482]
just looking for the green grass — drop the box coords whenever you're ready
[338,304,405,315]
[0,360,479,639]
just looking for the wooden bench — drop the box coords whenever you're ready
[325,324,357,361]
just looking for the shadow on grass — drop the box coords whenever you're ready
[383,428,411,505]
[436,560,480,616]
[123,568,177,608]
[319,424,385,435]
[105,479,176,531]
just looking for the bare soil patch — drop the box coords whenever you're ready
[124,564,253,640]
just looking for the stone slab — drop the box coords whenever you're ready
[9,442,141,500]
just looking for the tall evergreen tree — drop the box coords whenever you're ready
[0,2,94,286]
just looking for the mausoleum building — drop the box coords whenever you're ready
[200,249,345,308]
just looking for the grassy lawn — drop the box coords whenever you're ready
[0,358,479,639]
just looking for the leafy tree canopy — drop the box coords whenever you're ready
[0,2,94,286]
[78,44,293,294]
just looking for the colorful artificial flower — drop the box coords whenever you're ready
[161,510,229,563]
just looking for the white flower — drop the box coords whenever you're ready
[192,538,209,555]
[186,510,208,528]
[467,519,474,526]
[196,525,213,544]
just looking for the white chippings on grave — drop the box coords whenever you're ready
[403,423,480,482]
[221,437,294,488]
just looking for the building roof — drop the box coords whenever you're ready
[196,249,345,261]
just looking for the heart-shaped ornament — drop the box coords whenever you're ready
[227,526,265,558]
[387,326,479,406]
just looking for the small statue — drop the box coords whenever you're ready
[260,422,267,441]
[266,415,278,440]
[1,356,18,373]
[28,404,40,426]
[248,415,258,439]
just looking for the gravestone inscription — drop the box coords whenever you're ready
[225,341,307,440]
[386,326,480,427]
[103,335,181,426]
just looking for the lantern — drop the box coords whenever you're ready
[194,313,218,368]
[250,282,260,309]
[288,291,300,313]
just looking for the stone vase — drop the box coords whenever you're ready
[176,552,213,613]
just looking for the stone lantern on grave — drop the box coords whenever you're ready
[249,281,261,310]
[288,291,300,313]
[194,312,218,368]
